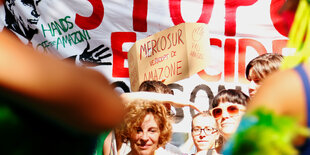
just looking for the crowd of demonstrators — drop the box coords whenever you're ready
[0,0,292,154]
[191,112,221,155]
[0,21,280,154]
[0,23,282,155]
[245,53,283,97]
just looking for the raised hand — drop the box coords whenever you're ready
[79,41,112,66]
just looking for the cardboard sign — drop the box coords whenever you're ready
[128,23,211,91]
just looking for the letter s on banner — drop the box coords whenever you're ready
[75,0,104,30]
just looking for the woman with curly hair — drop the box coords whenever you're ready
[118,99,173,155]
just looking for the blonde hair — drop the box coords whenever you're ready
[118,99,172,147]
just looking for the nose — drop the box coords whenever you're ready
[140,132,149,141]
[221,109,230,118]
[248,81,258,96]
[31,9,40,18]
[248,80,257,90]
[200,129,207,136]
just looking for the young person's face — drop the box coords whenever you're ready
[130,113,160,155]
[248,68,261,97]
[191,115,218,152]
[211,102,246,139]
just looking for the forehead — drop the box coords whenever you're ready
[141,113,159,128]
[193,115,216,127]
[217,102,244,108]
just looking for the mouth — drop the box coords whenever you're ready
[27,19,39,24]
[249,90,256,97]
[249,92,255,97]
[221,122,234,127]
[197,140,208,143]
[138,144,152,150]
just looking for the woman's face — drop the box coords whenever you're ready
[191,115,218,152]
[129,113,160,155]
[211,102,246,139]
[248,68,261,97]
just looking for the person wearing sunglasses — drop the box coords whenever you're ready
[210,89,249,142]
[191,111,221,155]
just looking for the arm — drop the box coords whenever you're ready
[0,29,125,133]
[121,91,202,113]
[248,67,306,126]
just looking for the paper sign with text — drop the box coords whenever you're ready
[128,23,211,91]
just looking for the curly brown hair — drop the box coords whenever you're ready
[118,99,172,148]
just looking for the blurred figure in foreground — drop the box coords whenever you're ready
[222,0,310,154]
[0,3,125,153]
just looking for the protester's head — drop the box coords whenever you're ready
[138,80,174,111]
[191,111,219,152]
[5,0,41,35]
[119,99,172,155]
[138,80,174,95]
[245,53,283,97]
[210,89,249,139]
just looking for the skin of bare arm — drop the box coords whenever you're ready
[120,91,202,113]
[0,27,125,134]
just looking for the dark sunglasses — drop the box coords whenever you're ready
[211,105,245,119]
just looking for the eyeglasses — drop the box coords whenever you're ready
[192,127,218,136]
[211,105,245,119]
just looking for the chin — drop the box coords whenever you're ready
[222,127,237,135]
[139,151,152,155]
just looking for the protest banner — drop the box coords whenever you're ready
[0,0,294,153]
[128,23,211,91]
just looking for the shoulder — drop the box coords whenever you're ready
[249,66,305,119]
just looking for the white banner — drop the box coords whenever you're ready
[0,0,294,153]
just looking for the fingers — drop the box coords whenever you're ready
[92,44,105,53]
[98,53,112,59]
